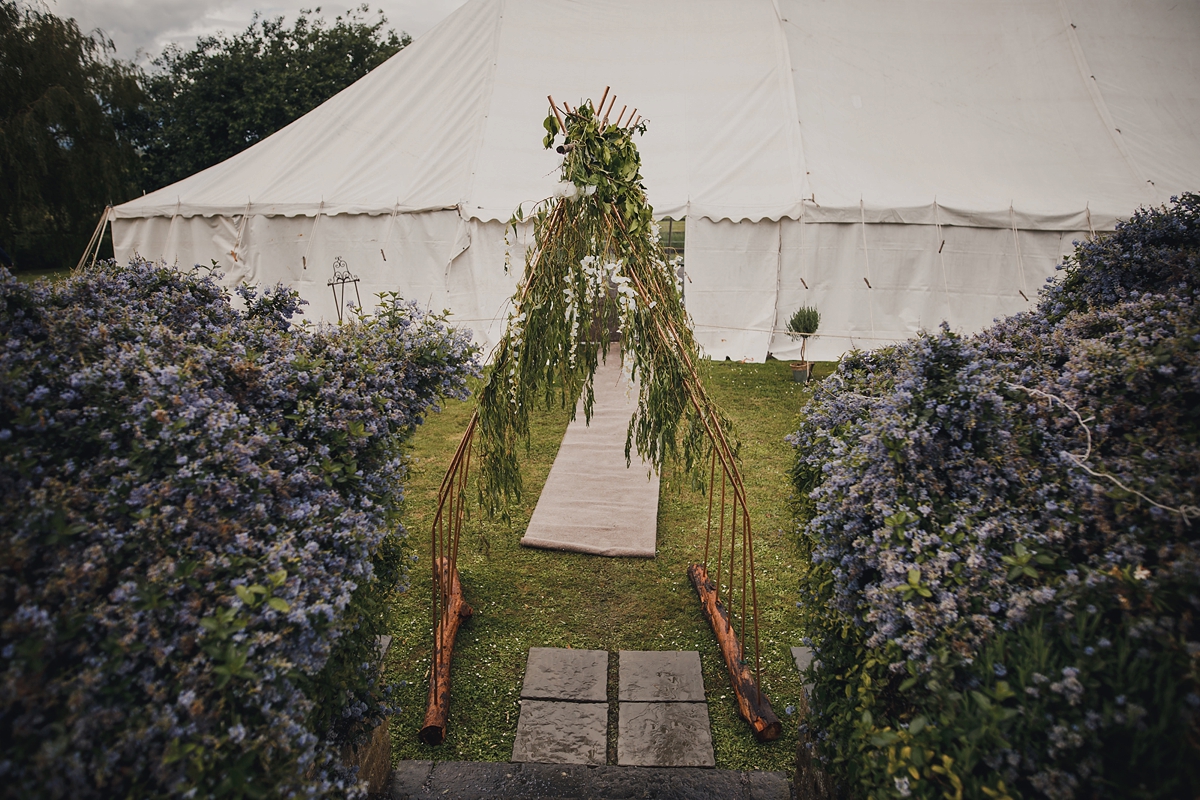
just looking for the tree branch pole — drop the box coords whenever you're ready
[419,557,473,745]
[688,563,782,741]
[421,203,564,745]
[609,209,772,717]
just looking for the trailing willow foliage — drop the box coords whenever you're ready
[475,100,735,515]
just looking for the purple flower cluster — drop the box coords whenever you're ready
[791,195,1200,799]
[0,261,477,798]
[1046,192,1199,320]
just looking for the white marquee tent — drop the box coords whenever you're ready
[112,0,1200,361]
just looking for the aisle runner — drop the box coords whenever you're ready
[520,353,659,558]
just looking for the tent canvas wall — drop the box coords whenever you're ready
[112,0,1200,361]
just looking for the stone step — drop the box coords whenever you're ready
[389,760,793,800]
[512,648,718,768]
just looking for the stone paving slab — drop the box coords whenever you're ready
[748,770,793,800]
[790,646,813,674]
[388,761,792,799]
[617,702,715,767]
[389,760,433,797]
[618,650,705,702]
[791,646,814,692]
[511,700,608,765]
[521,647,608,701]
[585,765,751,799]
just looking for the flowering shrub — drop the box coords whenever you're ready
[791,195,1200,799]
[1047,192,1199,320]
[0,260,477,798]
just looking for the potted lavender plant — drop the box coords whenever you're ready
[787,305,820,382]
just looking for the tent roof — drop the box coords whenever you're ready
[115,0,1200,228]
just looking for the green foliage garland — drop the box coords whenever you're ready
[475,99,735,515]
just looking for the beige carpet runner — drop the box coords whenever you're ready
[520,352,659,558]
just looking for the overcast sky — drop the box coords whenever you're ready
[50,0,468,63]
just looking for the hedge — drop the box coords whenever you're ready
[791,195,1199,799]
[0,261,477,798]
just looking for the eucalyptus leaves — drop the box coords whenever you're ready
[475,97,734,515]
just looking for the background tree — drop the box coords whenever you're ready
[0,1,142,271]
[136,5,409,192]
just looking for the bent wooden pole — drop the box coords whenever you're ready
[689,562,782,742]
[419,558,473,745]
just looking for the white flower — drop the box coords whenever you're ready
[1133,565,1150,580]
[583,185,597,196]
[554,182,580,200]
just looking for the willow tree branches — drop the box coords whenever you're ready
[475,97,738,516]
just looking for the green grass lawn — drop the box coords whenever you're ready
[384,359,836,771]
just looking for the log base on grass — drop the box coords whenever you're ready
[688,563,782,742]
[419,558,473,745]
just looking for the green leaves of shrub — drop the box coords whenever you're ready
[0,261,477,798]
[789,196,1200,798]
[232,573,290,613]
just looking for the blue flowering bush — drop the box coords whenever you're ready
[791,195,1199,799]
[0,260,477,798]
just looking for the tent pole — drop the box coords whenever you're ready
[74,206,112,273]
